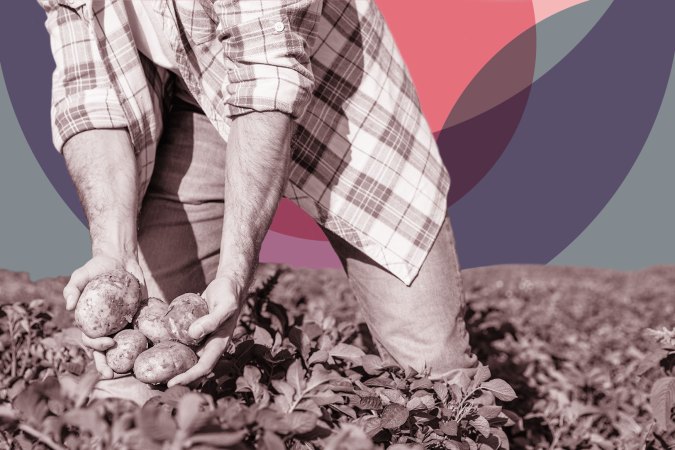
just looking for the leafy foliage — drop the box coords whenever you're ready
[0,270,516,449]
[1,264,674,449]
[463,265,675,449]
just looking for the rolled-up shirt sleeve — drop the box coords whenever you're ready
[214,0,322,119]
[39,0,127,153]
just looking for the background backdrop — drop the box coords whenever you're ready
[1,0,674,279]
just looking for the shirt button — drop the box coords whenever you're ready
[273,21,285,32]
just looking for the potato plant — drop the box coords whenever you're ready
[0,264,673,449]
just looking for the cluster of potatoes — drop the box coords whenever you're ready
[73,269,208,384]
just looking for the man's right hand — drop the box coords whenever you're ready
[64,254,145,379]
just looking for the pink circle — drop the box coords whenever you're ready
[263,1,536,265]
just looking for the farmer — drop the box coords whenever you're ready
[39,0,478,393]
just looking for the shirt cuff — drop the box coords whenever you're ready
[221,16,315,119]
[225,64,314,118]
[52,88,128,152]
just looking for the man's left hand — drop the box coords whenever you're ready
[167,277,242,387]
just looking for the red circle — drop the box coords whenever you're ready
[270,1,536,240]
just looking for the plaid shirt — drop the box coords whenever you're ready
[39,0,450,285]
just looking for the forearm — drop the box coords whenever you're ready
[217,111,293,291]
[63,129,138,258]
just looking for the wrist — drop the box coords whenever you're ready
[91,235,137,261]
[215,256,257,294]
[90,217,138,259]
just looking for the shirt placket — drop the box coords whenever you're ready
[158,0,203,105]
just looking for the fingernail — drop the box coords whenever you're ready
[66,295,75,310]
[191,325,204,339]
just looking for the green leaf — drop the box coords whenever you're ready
[307,350,329,365]
[288,326,311,359]
[329,343,366,361]
[476,433,501,450]
[360,354,386,375]
[363,374,395,389]
[380,403,409,429]
[160,385,191,406]
[176,393,211,433]
[456,372,472,395]
[260,430,286,450]
[256,409,292,434]
[74,369,100,408]
[137,402,176,442]
[306,365,338,391]
[390,444,425,450]
[285,411,319,434]
[237,365,263,395]
[439,420,458,437]
[470,416,490,438]
[254,327,274,348]
[12,386,45,423]
[300,322,324,340]
[406,394,435,410]
[309,390,344,406]
[475,364,491,384]
[330,403,357,419]
[271,379,295,403]
[186,430,248,447]
[383,389,407,405]
[490,427,510,450]
[63,409,109,436]
[272,389,292,413]
[477,405,502,420]
[295,399,322,416]
[410,378,433,391]
[285,360,306,396]
[480,379,517,402]
[650,376,675,430]
[358,395,383,410]
[433,382,449,404]
[323,424,372,449]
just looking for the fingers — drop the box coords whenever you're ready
[64,256,145,311]
[63,264,93,311]
[93,351,114,379]
[83,331,115,379]
[63,258,116,310]
[167,336,229,387]
[188,303,235,340]
[81,332,116,351]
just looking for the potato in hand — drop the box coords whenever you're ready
[133,297,172,344]
[74,269,142,338]
[163,293,209,346]
[105,329,148,374]
[133,341,199,384]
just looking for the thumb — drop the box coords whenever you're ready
[189,310,228,340]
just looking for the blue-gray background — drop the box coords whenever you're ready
[1,1,674,279]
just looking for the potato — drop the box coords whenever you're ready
[74,269,142,338]
[133,297,172,344]
[105,329,148,374]
[163,293,209,346]
[133,341,198,384]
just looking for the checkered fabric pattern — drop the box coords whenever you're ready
[38,0,451,285]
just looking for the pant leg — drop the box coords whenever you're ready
[137,109,226,301]
[322,216,478,380]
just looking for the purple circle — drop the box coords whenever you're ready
[1,1,672,269]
